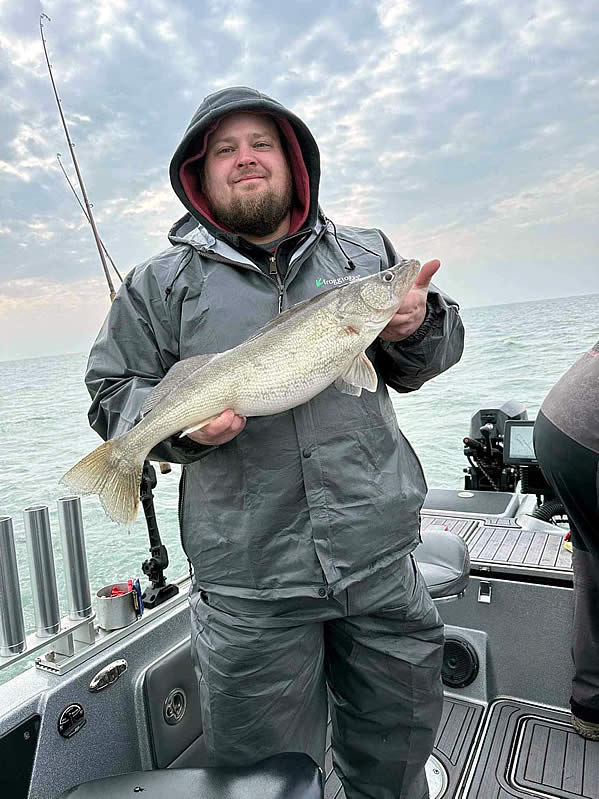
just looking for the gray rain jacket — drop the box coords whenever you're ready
[86,87,465,599]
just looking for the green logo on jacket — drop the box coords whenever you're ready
[315,275,360,288]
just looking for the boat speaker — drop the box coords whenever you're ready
[442,637,479,688]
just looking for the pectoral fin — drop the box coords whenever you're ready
[335,352,378,395]
[335,378,363,396]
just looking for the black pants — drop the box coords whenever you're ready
[534,411,599,721]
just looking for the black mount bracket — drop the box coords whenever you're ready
[140,461,179,609]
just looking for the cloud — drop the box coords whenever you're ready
[0,276,111,361]
[491,166,599,225]
[0,0,597,357]
[0,275,106,316]
[0,30,45,76]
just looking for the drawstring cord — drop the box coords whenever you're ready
[325,216,387,271]
[326,217,356,271]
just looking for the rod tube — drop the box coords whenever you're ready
[0,517,26,657]
[57,497,92,619]
[24,506,60,637]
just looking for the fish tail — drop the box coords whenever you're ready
[61,437,144,525]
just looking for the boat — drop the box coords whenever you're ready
[0,399,589,798]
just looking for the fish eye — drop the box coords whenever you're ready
[382,272,394,282]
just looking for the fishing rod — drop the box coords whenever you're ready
[41,15,176,608]
[56,153,123,282]
[40,13,116,301]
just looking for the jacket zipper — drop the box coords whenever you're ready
[178,465,194,579]
[269,254,284,313]
[178,248,284,311]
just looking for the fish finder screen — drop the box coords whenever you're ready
[503,420,537,465]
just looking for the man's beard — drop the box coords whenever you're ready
[204,178,293,239]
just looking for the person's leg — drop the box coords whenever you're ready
[571,547,599,733]
[533,411,599,554]
[189,589,329,767]
[326,555,444,799]
[534,411,599,734]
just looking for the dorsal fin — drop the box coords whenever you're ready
[141,353,219,417]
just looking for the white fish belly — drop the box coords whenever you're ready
[230,337,351,416]
[235,372,335,416]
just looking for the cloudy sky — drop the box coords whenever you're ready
[1,0,597,361]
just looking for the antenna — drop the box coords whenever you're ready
[40,13,117,301]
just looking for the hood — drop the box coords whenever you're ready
[169,87,321,238]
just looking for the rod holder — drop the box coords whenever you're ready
[0,516,26,657]
[57,497,92,620]
[24,505,60,637]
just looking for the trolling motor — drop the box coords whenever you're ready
[463,402,565,522]
[462,401,527,492]
[140,461,179,608]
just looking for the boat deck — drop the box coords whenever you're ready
[325,698,599,798]
[421,512,572,582]
[323,509,579,797]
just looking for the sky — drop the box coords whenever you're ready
[0,0,597,361]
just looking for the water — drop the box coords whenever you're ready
[0,293,597,684]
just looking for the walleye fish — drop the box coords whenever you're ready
[62,259,420,524]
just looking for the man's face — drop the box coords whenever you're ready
[201,112,293,241]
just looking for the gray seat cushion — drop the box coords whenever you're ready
[413,530,470,599]
[57,752,322,799]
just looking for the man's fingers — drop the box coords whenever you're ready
[186,409,247,444]
[202,409,245,436]
[230,414,247,434]
[204,409,237,434]
[413,259,441,290]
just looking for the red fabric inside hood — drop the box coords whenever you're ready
[179,113,310,235]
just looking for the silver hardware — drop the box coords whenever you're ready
[57,497,92,620]
[96,584,137,631]
[0,516,26,656]
[433,590,466,605]
[24,505,60,637]
[425,754,448,798]
[89,659,128,692]
[58,703,86,739]
[478,581,492,604]
[164,688,187,725]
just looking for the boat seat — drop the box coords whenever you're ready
[56,752,322,799]
[412,530,470,601]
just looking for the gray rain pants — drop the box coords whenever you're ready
[189,554,444,799]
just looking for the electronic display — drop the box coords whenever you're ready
[503,419,538,465]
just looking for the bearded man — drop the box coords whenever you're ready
[86,87,464,799]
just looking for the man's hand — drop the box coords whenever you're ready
[379,259,441,342]
[187,409,246,445]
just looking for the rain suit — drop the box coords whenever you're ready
[534,340,599,727]
[86,87,465,798]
